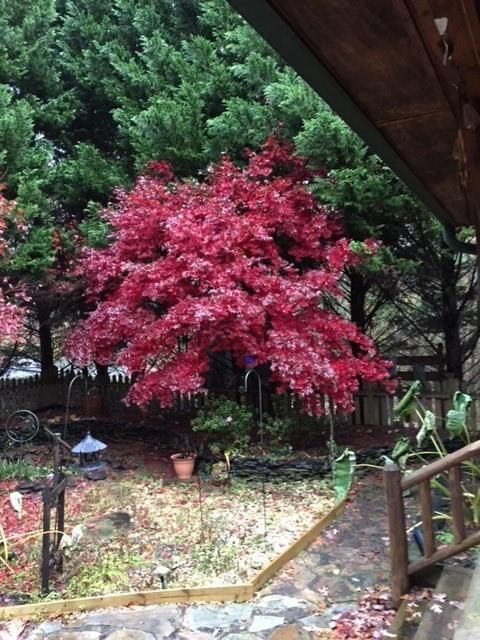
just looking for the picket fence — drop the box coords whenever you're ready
[0,373,477,430]
[0,372,134,418]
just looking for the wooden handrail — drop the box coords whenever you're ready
[385,438,480,607]
[401,440,480,490]
[407,530,480,575]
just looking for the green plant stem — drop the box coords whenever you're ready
[5,528,66,544]
[429,432,446,457]
[0,522,11,570]
[430,477,449,497]
[405,451,439,461]
[414,408,424,423]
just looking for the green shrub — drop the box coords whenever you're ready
[264,414,295,451]
[192,397,253,454]
[191,539,238,575]
[391,383,480,526]
[66,550,145,598]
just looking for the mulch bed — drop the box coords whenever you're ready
[0,414,415,605]
[1,458,334,603]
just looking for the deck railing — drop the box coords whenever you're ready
[384,440,480,606]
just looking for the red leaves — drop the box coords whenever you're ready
[68,138,392,412]
[333,589,396,639]
[0,193,25,345]
[0,485,43,590]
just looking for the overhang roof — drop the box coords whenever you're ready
[229,0,480,228]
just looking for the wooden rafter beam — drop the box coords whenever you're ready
[229,0,480,228]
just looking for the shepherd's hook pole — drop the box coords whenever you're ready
[64,372,88,440]
[244,368,267,537]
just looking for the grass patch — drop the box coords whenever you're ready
[0,458,49,482]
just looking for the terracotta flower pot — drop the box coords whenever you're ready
[170,453,196,480]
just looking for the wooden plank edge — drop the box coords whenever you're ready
[387,597,409,638]
[251,498,347,591]
[0,583,254,621]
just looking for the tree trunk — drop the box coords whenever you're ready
[94,362,109,415]
[36,300,57,382]
[95,363,109,385]
[350,270,367,332]
[206,351,241,399]
[441,252,463,381]
[206,351,273,413]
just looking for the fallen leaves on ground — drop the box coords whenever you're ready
[332,588,396,639]
[1,470,334,601]
[0,480,45,599]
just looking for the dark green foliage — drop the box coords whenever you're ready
[192,396,253,454]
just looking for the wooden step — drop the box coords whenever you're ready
[388,599,422,640]
[454,559,480,640]
[413,565,473,640]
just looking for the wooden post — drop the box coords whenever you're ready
[448,466,465,543]
[53,439,60,484]
[41,488,51,594]
[419,480,435,557]
[384,464,409,607]
[56,479,65,573]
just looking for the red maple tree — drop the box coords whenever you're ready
[0,193,24,346]
[67,139,392,413]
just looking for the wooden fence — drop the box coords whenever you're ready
[0,372,134,417]
[350,378,471,428]
[0,373,478,430]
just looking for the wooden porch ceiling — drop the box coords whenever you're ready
[229,0,480,228]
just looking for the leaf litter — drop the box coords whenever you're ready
[0,471,334,600]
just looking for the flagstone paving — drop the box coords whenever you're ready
[24,472,412,639]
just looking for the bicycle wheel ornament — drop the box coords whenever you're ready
[5,410,40,444]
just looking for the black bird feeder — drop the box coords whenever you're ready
[72,431,107,470]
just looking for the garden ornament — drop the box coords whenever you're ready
[72,431,107,469]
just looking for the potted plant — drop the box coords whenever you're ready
[170,435,196,481]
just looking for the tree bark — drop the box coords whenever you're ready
[441,252,463,381]
[206,351,241,399]
[95,363,109,385]
[94,362,109,415]
[349,270,367,332]
[36,300,57,382]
